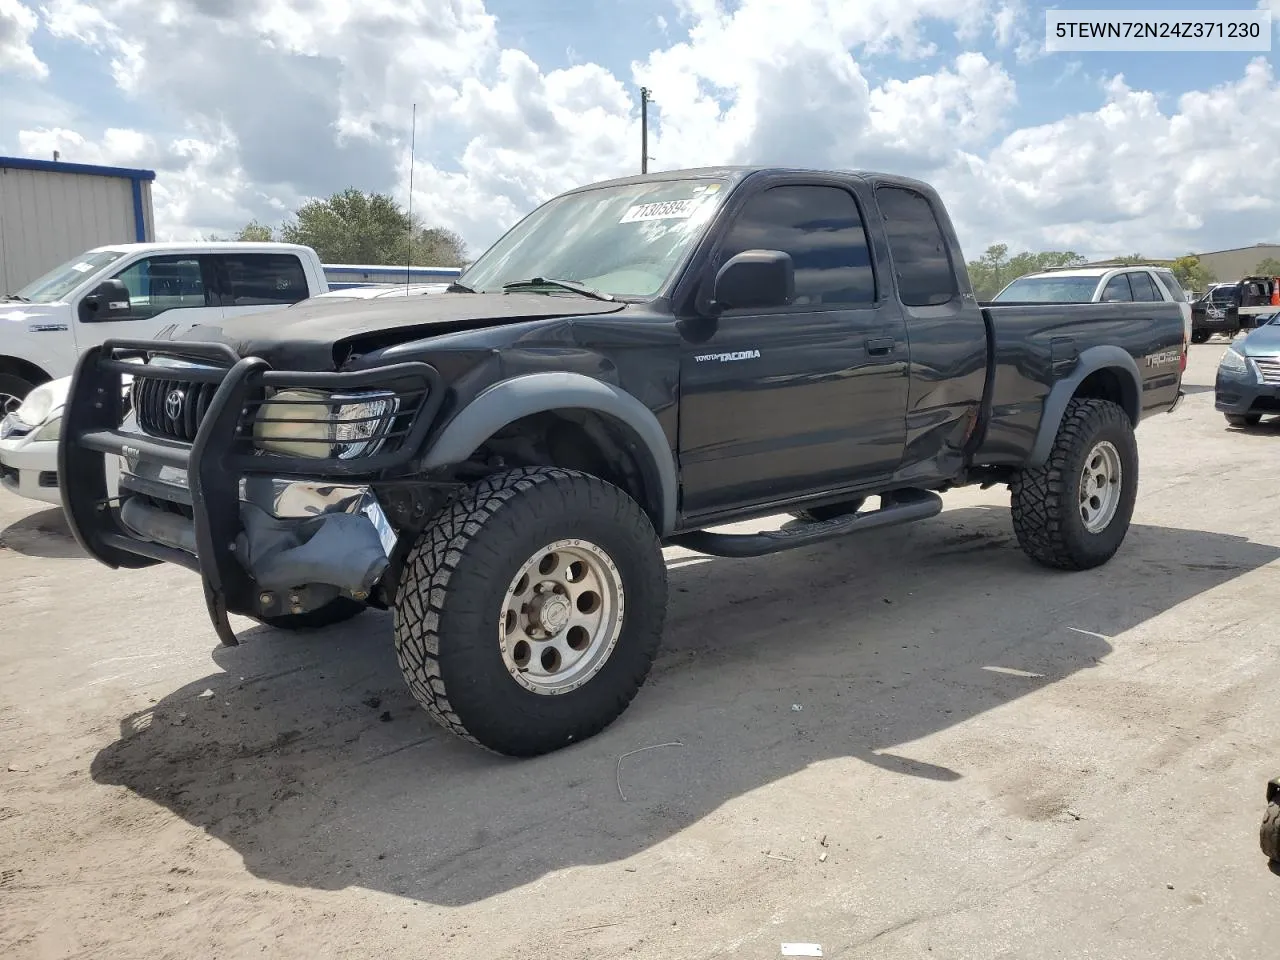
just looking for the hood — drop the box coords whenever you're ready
[1242,322,1280,357]
[168,291,626,369]
[0,303,71,332]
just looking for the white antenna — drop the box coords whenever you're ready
[406,102,417,292]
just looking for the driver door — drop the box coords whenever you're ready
[73,254,224,352]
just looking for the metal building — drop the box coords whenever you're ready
[0,155,156,294]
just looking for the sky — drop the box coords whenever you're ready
[1,0,1278,264]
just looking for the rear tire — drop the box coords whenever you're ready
[257,597,366,630]
[789,497,866,522]
[1190,330,1210,344]
[393,467,668,757]
[1262,803,1280,863]
[1010,398,1138,571]
[1226,413,1262,427]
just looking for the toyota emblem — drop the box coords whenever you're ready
[165,388,185,420]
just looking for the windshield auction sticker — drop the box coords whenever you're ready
[619,199,700,223]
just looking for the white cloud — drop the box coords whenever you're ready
[0,0,46,79]
[942,57,1280,258]
[6,0,1280,263]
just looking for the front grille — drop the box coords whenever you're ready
[1252,356,1280,385]
[133,376,221,443]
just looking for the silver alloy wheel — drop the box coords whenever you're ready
[0,392,22,417]
[499,538,625,695]
[1079,440,1123,534]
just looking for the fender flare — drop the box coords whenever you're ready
[1026,345,1142,467]
[420,371,679,535]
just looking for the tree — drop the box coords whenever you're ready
[1171,254,1214,293]
[964,245,1087,299]
[236,219,274,242]
[278,188,467,266]
[1252,256,1280,276]
[204,219,276,242]
[1110,253,1149,266]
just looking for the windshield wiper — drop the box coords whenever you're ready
[501,277,614,301]
[446,281,476,293]
[2,293,30,302]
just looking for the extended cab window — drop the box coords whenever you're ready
[1101,274,1133,301]
[219,253,309,306]
[874,186,957,307]
[718,185,875,306]
[111,256,211,320]
[1128,271,1160,302]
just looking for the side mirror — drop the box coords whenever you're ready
[79,279,132,323]
[711,250,794,311]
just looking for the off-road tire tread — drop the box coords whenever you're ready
[1010,398,1135,571]
[1262,802,1280,862]
[393,466,666,755]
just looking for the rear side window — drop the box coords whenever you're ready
[1101,274,1133,301]
[219,253,309,306]
[874,186,957,307]
[1128,271,1160,302]
[1152,270,1186,302]
[717,184,876,305]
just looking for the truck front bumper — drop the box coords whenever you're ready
[59,339,444,644]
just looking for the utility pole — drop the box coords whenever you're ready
[640,86,651,174]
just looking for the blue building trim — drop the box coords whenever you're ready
[0,155,156,181]
[2,154,155,243]
[130,179,147,242]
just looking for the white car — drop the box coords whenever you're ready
[0,280,449,508]
[0,378,120,506]
[992,265,1193,348]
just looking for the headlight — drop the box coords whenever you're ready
[1218,347,1251,377]
[31,415,61,442]
[252,388,399,459]
[14,384,56,427]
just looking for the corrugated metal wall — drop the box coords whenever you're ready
[0,167,147,293]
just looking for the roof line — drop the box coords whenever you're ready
[1188,243,1280,257]
[0,155,156,181]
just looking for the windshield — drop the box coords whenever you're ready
[458,178,731,298]
[992,275,1100,302]
[13,249,128,303]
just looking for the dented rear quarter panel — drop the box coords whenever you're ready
[975,301,1186,465]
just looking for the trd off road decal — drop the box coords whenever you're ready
[1145,348,1182,367]
[694,349,761,363]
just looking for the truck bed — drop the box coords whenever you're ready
[973,300,1185,467]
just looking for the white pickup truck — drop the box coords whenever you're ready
[0,241,330,504]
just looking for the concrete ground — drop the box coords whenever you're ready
[1,342,1278,960]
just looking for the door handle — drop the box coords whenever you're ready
[866,337,895,356]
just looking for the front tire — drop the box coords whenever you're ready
[1010,398,1138,571]
[393,467,668,757]
[1191,330,1210,344]
[0,372,37,417]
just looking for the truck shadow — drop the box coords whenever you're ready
[90,504,1279,906]
[0,506,84,559]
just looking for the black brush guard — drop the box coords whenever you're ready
[59,339,444,646]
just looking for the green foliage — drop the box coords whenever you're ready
[965,245,1088,299]
[278,188,468,266]
[206,189,468,266]
[1252,256,1280,277]
[1171,255,1214,293]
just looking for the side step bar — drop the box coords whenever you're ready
[670,489,944,559]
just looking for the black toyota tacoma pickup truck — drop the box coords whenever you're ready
[59,166,1187,757]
